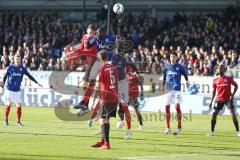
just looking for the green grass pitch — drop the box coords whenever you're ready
[0,106,239,160]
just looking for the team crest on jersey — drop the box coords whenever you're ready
[176,67,179,71]
[105,39,109,42]
[224,79,228,83]
[20,68,22,71]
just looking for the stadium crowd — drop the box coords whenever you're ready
[0,7,239,76]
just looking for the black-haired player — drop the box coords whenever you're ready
[208,64,240,136]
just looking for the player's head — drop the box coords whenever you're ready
[98,50,109,62]
[116,40,133,57]
[86,24,96,36]
[169,52,177,65]
[96,27,105,38]
[217,64,226,76]
[14,54,21,66]
[126,66,132,74]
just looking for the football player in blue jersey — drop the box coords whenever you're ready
[0,54,43,126]
[112,40,142,139]
[162,52,189,135]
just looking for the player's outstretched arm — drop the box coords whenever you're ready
[24,69,42,88]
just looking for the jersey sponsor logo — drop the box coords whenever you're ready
[216,84,228,87]
[98,41,115,50]
[167,71,178,75]
[12,72,22,76]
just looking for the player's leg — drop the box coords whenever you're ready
[165,92,172,134]
[91,118,105,148]
[91,102,117,149]
[117,80,130,131]
[117,103,125,128]
[119,81,132,139]
[4,102,11,126]
[131,98,143,128]
[228,101,240,136]
[173,91,183,135]
[3,90,13,125]
[16,103,23,126]
[74,61,101,110]
[122,104,131,130]
[13,90,24,126]
[173,103,182,135]
[88,100,101,127]
[101,118,111,149]
[208,102,221,136]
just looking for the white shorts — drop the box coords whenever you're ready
[118,79,129,104]
[4,90,22,105]
[89,61,102,81]
[165,91,183,105]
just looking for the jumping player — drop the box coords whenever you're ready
[0,54,43,126]
[208,65,240,136]
[162,52,189,135]
[91,50,119,149]
[74,27,116,112]
[126,66,144,129]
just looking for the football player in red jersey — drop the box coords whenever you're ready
[126,66,144,129]
[91,50,119,149]
[208,65,240,136]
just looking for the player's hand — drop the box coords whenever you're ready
[186,81,190,89]
[38,83,43,88]
[208,102,212,109]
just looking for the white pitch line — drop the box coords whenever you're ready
[119,152,240,160]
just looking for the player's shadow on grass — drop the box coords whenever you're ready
[0,153,113,160]
[123,140,239,151]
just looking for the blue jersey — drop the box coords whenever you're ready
[163,63,188,91]
[88,34,116,60]
[111,54,130,81]
[4,65,38,92]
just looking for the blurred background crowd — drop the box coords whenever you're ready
[0,6,239,76]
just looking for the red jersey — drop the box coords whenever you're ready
[213,76,234,101]
[98,63,119,103]
[127,73,139,99]
[78,34,97,62]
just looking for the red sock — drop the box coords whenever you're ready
[4,105,11,120]
[82,82,95,104]
[122,105,131,129]
[175,104,182,129]
[16,107,22,123]
[91,100,100,119]
[165,105,170,128]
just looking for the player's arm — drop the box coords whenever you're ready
[162,66,167,91]
[136,76,144,100]
[1,67,10,91]
[24,70,43,88]
[209,82,217,109]
[231,80,238,101]
[86,37,97,49]
[181,66,190,88]
[128,62,140,75]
